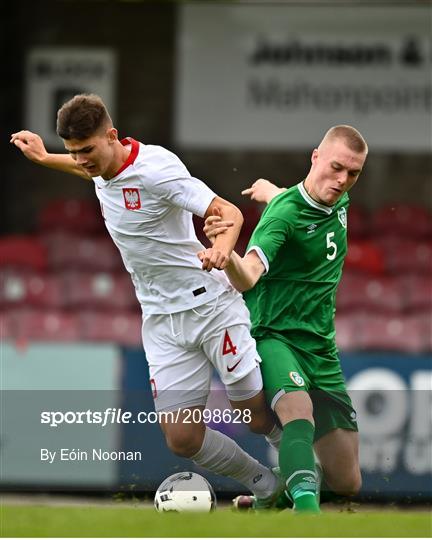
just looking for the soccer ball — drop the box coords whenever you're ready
[154,472,216,512]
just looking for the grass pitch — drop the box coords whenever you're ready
[1,505,430,537]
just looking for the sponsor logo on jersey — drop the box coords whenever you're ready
[123,188,141,210]
[337,207,347,228]
[306,223,317,234]
[289,371,305,386]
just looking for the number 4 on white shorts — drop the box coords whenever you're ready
[222,330,237,356]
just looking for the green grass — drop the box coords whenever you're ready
[1,505,430,537]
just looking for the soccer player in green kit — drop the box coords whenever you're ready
[199,125,368,513]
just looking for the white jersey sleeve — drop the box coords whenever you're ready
[141,148,215,218]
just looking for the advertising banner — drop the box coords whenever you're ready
[26,48,116,149]
[176,4,431,151]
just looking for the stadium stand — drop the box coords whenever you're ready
[356,313,429,354]
[41,232,124,272]
[63,271,137,310]
[379,238,432,274]
[334,312,362,352]
[345,204,370,238]
[371,204,432,239]
[0,311,15,340]
[9,308,81,342]
[401,274,432,312]
[336,273,405,313]
[78,311,142,346]
[0,236,48,272]
[38,198,105,235]
[0,270,65,309]
[344,240,385,275]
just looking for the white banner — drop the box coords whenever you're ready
[176,4,432,151]
[26,48,117,149]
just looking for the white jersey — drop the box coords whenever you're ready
[92,138,233,314]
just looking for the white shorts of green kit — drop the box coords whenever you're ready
[142,289,263,412]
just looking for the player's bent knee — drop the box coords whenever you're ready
[331,470,362,496]
[162,423,206,458]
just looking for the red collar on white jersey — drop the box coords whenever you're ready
[113,138,140,177]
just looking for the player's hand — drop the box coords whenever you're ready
[203,208,234,246]
[197,247,230,272]
[10,130,48,164]
[241,178,286,204]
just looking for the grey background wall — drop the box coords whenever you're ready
[3,1,431,234]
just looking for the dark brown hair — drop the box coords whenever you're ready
[56,94,112,140]
[322,125,368,154]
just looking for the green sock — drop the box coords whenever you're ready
[279,419,320,513]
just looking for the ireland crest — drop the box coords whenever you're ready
[337,207,347,228]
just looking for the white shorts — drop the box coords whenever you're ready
[142,289,263,411]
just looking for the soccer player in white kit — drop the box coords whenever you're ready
[11,94,284,506]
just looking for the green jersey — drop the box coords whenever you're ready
[243,181,349,352]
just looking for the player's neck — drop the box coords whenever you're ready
[102,141,131,180]
[302,177,320,204]
[302,177,332,208]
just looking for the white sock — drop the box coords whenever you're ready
[265,424,282,451]
[191,427,278,498]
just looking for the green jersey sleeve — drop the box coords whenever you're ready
[247,198,294,271]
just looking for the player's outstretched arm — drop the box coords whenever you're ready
[199,197,243,272]
[242,178,286,204]
[10,130,91,180]
[223,250,265,292]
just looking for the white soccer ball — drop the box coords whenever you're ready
[154,472,216,512]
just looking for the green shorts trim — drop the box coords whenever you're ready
[256,335,358,441]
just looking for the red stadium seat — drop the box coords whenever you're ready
[371,204,432,238]
[78,311,142,346]
[10,308,81,342]
[344,240,385,274]
[337,273,369,311]
[378,238,432,274]
[400,274,432,313]
[337,274,404,313]
[347,205,370,238]
[0,270,65,308]
[38,199,105,235]
[63,271,137,310]
[358,313,428,353]
[0,311,16,340]
[0,236,48,272]
[43,233,123,271]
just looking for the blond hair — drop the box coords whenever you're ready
[321,125,368,154]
